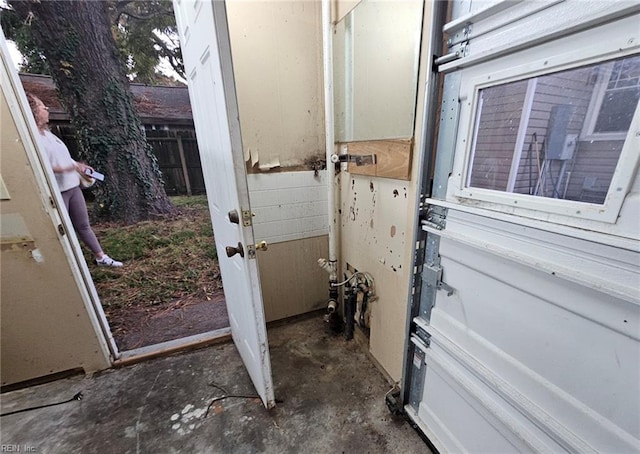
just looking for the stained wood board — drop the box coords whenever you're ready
[344,138,413,180]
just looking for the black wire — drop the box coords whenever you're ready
[1,392,83,417]
[207,381,229,394]
[204,394,260,418]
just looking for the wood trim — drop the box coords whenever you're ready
[343,138,413,180]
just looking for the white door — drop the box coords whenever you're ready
[404,1,640,452]
[173,0,275,409]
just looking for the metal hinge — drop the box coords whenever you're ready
[423,263,455,296]
[415,324,431,347]
[434,41,468,67]
[422,205,447,230]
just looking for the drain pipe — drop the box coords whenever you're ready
[320,0,339,311]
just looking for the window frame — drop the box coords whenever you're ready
[447,45,640,225]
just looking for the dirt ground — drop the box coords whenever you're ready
[107,291,229,351]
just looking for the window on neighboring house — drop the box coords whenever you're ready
[583,55,640,139]
[462,53,639,217]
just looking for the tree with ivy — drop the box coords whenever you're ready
[1,0,184,84]
[5,0,175,223]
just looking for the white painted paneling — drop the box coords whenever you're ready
[416,227,640,452]
[248,171,328,244]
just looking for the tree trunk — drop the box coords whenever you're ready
[10,0,175,223]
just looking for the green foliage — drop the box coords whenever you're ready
[111,1,184,84]
[1,0,184,84]
[172,196,210,208]
[0,4,50,73]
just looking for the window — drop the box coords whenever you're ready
[587,56,640,137]
[466,54,639,208]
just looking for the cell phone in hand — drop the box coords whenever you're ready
[84,168,105,181]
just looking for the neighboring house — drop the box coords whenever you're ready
[19,73,205,195]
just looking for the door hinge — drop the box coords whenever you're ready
[422,205,447,230]
[414,324,431,347]
[423,263,455,296]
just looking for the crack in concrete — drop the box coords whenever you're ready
[135,371,162,453]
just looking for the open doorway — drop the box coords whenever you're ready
[90,194,229,351]
[19,74,231,353]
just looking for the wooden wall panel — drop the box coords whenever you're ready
[344,138,413,180]
[258,235,329,322]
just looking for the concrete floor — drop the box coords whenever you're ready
[0,315,430,453]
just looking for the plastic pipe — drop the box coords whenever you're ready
[321,0,337,284]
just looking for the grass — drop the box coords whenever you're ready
[88,195,222,316]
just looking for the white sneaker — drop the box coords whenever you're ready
[96,254,123,267]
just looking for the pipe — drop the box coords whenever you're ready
[344,289,356,340]
[321,0,338,285]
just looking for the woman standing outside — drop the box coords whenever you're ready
[27,93,123,267]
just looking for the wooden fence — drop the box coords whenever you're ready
[52,125,205,196]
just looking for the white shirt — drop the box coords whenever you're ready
[39,130,80,192]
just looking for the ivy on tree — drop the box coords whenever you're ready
[5,0,176,223]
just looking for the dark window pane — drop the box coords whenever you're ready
[594,88,640,133]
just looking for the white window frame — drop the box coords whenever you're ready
[446,28,640,226]
[581,59,640,141]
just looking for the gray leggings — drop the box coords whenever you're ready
[61,186,102,255]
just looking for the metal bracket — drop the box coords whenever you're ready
[242,210,252,227]
[330,153,377,166]
[423,263,455,296]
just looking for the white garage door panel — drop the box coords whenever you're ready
[406,2,640,452]
[415,230,640,451]
[441,0,640,72]
[415,339,566,453]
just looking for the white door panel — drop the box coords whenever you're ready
[173,0,274,408]
[405,1,640,452]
